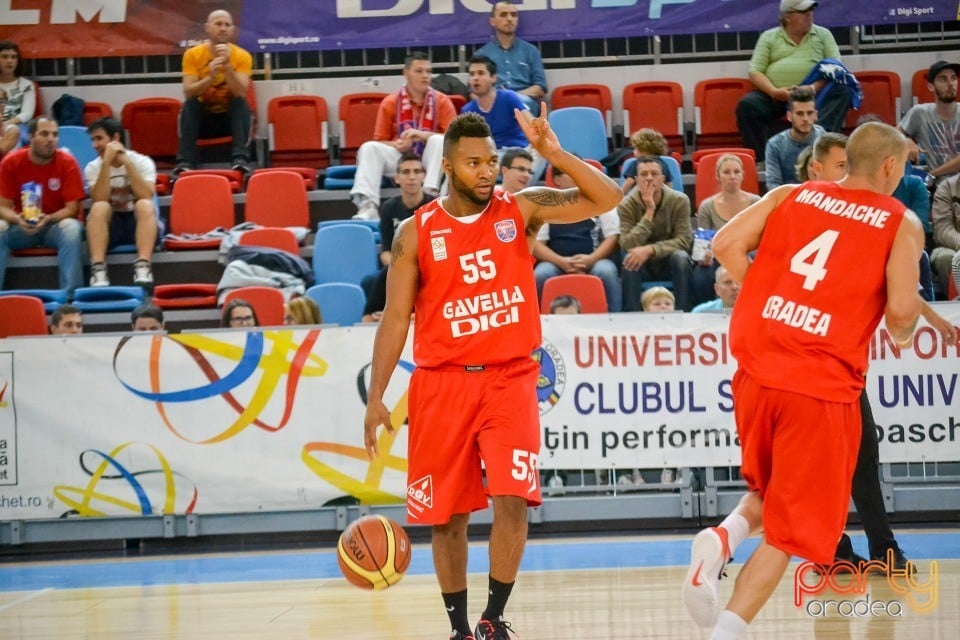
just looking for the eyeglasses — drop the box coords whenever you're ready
[507,166,534,174]
[397,168,425,175]
[229,314,256,325]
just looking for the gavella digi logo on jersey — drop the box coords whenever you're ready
[443,286,526,337]
[533,340,566,415]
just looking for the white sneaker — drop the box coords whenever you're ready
[683,527,731,628]
[351,199,379,220]
[661,468,675,484]
[133,260,154,286]
[89,263,110,287]
[617,473,634,487]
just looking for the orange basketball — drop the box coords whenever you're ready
[337,515,412,590]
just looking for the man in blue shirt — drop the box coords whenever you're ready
[764,87,824,189]
[461,56,529,150]
[475,1,547,116]
[691,265,740,313]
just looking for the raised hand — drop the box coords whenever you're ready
[515,103,560,158]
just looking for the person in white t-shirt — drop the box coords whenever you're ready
[0,41,36,156]
[84,117,158,287]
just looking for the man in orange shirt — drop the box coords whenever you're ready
[350,52,457,220]
[682,122,923,639]
[175,10,253,177]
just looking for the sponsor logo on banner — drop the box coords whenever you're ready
[334,1,648,19]
[494,219,517,243]
[534,340,566,414]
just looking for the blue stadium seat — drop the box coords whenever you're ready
[58,125,98,177]
[72,286,144,312]
[621,156,683,192]
[305,283,366,326]
[547,107,608,162]
[316,219,381,245]
[312,225,379,287]
[323,165,356,190]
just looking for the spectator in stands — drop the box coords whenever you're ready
[640,285,675,313]
[350,52,455,220]
[284,296,321,325]
[85,117,157,288]
[931,174,960,295]
[131,303,164,331]
[806,131,848,180]
[174,10,253,177]
[620,128,673,194]
[736,0,851,160]
[462,55,529,150]
[0,41,34,157]
[0,117,84,295]
[618,155,693,311]
[692,154,760,305]
[794,145,814,181]
[221,299,258,328]
[899,60,960,182]
[549,295,581,314]
[498,148,534,193]
[764,87,824,188]
[533,162,621,312]
[475,1,547,116]
[692,265,740,313]
[952,252,960,299]
[361,153,436,323]
[49,303,82,335]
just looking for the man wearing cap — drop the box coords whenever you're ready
[735,1,851,161]
[899,60,960,181]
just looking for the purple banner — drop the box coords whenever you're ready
[239,1,959,53]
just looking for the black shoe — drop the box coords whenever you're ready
[449,632,475,640]
[171,162,194,179]
[231,160,251,177]
[474,617,516,640]
[872,547,916,576]
[833,533,868,569]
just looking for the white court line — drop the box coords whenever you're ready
[0,588,55,613]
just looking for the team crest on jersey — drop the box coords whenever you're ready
[431,236,448,261]
[533,340,566,415]
[494,219,517,243]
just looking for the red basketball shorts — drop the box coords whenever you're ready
[733,369,862,564]
[405,357,542,525]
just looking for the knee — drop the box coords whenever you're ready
[57,218,83,242]
[87,202,111,222]
[134,199,156,218]
[670,250,692,271]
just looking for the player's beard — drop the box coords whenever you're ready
[449,168,493,207]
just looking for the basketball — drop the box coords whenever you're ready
[337,515,411,590]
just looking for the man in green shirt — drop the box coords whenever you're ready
[735,0,851,160]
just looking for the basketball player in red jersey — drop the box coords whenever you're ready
[363,109,620,640]
[682,122,925,639]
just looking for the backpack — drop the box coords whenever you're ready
[52,93,85,126]
[431,74,470,101]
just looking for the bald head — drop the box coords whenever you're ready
[207,10,232,24]
[846,122,907,176]
[205,10,235,44]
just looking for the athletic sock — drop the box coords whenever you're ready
[442,589,471,636]
[709,610,748,640]
[481,576,514,621]
[718,513,750,556]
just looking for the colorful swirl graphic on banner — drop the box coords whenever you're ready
[112,330,327,444]
[301,360,415,504]
[53,441,197,517]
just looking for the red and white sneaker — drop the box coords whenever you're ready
[682,526,731,628]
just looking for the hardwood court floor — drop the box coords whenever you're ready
[1,531,958,639]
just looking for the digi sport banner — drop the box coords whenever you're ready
[0,0,956,58]
[0,307,957,521]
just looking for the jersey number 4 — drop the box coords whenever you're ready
[790,230,839,291]
[460,249,497,284]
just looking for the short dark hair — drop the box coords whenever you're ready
[0,41,23,77]
[396,151,422,172]
[131,302,164,326]
[469,55,497,76]
[490,0,515,17]
[27,116,54,136]
[404,51,430,69]
[787,86,816,109]
[636,155,662,169]
[443,112,492,158]
[550,295,581,313]
[501,148,533,169]
[812,132,847,162]
[87,116,123,140]
[51,304,81,328]
[221,299,259,328]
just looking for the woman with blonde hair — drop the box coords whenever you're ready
[283,296,322,325]
[692,154,760,305]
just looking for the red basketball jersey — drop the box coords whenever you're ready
[413,191,541,367]
[730,181,907,402]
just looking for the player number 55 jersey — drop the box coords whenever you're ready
[413,192,541,367]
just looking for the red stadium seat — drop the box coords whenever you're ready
[337,92,387,165]
[691,147,755,171]
[0,295,48,337]
[121,97,182,166]
[152,284,218,310]
[250,167,318,191]
[622,82,684,151]
[540,274,608,314]
[267,95,330,169]
[82,101,113,125]
[695,152,759,208]
[694,78,753,150]
[912,68,933,106]
[845,71,901,131]
[552,84,613,137]
[238,227,300,256]
[244,170,309,228]
[222,286,286,327]
[165,174,235,250]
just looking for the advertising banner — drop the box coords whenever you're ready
[1,305,957,521]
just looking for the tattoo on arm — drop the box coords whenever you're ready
[524,190,579,207]
[390,237,405,263]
